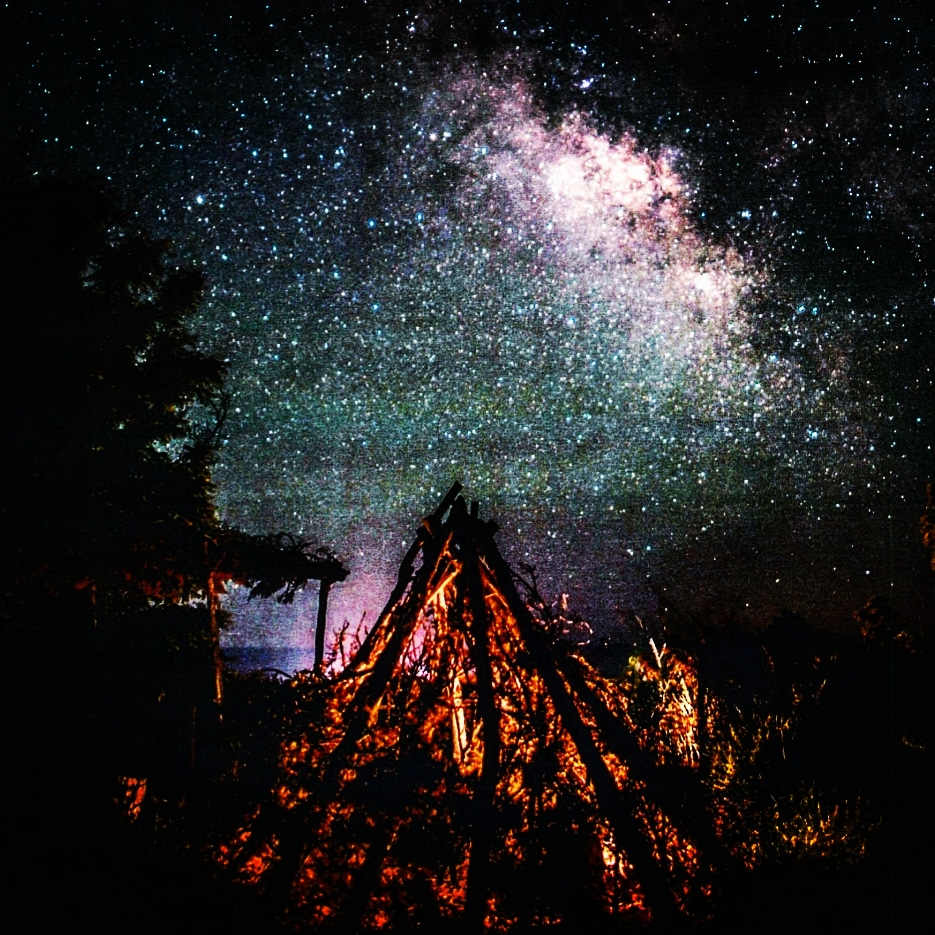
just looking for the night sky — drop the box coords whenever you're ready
[5,1,933,646]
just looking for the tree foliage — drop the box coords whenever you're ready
[2,176,226,610]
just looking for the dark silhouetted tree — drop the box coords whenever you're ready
[2,177,226,613]
[1,175,348,927]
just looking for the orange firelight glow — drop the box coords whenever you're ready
[217,490,719,928]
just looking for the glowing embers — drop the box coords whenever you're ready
[450,667,483,775]
[115,775,147,822]
[295,801,473,928]
[217,807,280,886]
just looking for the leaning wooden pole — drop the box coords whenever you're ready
[480,539,684,925]
[460,511,502,931]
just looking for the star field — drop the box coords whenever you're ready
[5,1,933,641]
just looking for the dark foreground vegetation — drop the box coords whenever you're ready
[6,594,931,932]
[3,176,932,931]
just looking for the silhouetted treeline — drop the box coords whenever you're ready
[0,174,339,930]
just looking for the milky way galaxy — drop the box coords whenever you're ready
[5,2,932,644]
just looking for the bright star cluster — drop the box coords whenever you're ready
[4,2,932,639]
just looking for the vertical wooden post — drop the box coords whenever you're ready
[314,578,333,675]
[207,571,223,709]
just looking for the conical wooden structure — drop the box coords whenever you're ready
[221,484,726,930]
